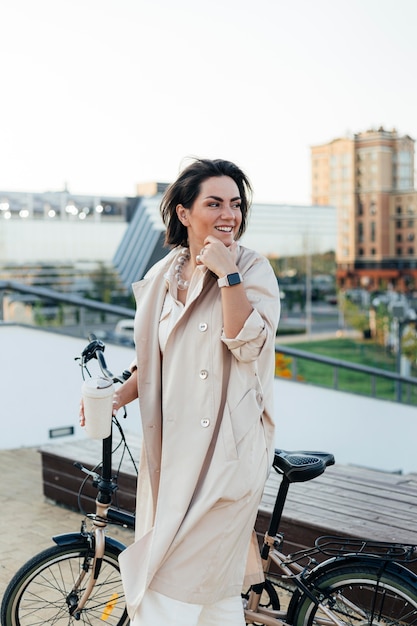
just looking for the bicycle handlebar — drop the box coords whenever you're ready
[80,333,131,384]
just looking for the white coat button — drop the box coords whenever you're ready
[199,322,208,332]
[199,370,208,379]
[201,419,210,428]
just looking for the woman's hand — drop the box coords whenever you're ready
[79,398,85,427]
[197,237,238,277]
[196,237,253,338]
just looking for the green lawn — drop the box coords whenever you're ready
[276,338,417,404]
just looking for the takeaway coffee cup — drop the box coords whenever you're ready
[82,377,114,439]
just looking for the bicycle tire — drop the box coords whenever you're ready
[294,562,417,625]
[1,541,128,626]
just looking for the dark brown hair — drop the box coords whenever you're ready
[160,158,253,247]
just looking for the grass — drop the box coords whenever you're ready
[276,337,417,404]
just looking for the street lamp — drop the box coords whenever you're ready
[390,301,417,400]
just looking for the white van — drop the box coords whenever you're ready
[115,319,135,340]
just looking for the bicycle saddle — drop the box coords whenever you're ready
[273,449,335,483]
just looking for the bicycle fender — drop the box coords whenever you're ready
[306,554,417,587]
[52,532,127,555]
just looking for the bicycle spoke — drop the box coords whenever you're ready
[2,543,128,625]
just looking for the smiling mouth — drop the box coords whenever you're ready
[215,226,233,232]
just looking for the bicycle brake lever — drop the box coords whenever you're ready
[74,462,100,482]
[81,339,105,363]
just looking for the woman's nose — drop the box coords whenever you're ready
[221,206,235,219]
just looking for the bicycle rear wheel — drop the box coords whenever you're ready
[294,562,417,625]
[1,541,128,625]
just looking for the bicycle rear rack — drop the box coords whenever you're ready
[315,535,417,562]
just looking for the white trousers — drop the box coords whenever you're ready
[131,588,246,626]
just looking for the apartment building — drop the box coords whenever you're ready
[311,127,417,292]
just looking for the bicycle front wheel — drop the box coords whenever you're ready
[294,562,417,625]
[1,540,128,626]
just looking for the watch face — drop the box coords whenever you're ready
[228,272,241,286]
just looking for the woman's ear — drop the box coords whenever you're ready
[176,204,189,225]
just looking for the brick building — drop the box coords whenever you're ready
[311,128,417,292]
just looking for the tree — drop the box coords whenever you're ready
[341,298,370,337]
[88,263,121,304]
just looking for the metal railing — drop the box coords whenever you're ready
[0,280,134,340]
[1,280,416,405]
[275,344,417,405]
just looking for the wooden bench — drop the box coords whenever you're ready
[40,436,417,574]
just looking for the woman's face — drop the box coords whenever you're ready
[178,176,242,251]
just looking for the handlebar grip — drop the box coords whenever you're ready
[80,338,131,382]
[96,350,113,379]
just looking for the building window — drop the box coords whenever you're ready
[396,220,402,228]
[371,222,376,242]
[408,220,414,228]
[408,247,414,255]
[408,233,415,241]
[357,199,363,216]
[397,248,402,255]
[358,248,364,256]
[396,206,402,214]
[358,222,364,243]
[397,234,403,242]
[371,248,376,256]
[370,202,377,215]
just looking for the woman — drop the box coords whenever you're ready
[86,158,280,625]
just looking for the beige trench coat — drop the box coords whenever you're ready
[119,245,280,620]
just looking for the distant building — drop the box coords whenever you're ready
[241,202,336,260]
[113,195,166,289]
[0,189,129,221]
[114,193,337,288]
[0,186,337,292]
[311,127,417,292]
[0,189,135,292]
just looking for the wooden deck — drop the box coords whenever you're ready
[40,435,417,574]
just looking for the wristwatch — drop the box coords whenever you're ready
[217,272,243,288]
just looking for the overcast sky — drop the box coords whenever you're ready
[1,0,416,204]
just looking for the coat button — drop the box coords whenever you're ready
[199,322,208,332]
[201,418,210,428]
[199,370,208,379]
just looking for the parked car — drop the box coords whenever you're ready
[115,319,135,339]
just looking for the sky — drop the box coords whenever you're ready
[1,0,416,205]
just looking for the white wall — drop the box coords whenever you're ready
[274,378,417,474]
[1,325,416,475]
[0,325,140,449]
[1,220,127,264]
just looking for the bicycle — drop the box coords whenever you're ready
[2,336,136,626]
[2,337,417,625]
[242,451,417,625]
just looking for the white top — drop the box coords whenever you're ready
[159,252,205,353]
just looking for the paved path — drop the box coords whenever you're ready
[0,447,134,600]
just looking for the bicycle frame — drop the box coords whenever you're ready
[53,338,137,619]
[243,457,417,626]
[8,335,415,625]
[69,433,115,616]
